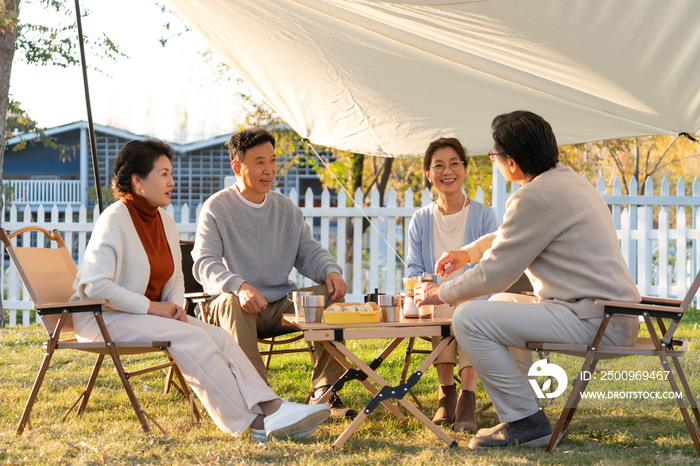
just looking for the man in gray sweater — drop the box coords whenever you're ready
[192,127,355,418]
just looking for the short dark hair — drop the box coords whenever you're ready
[423,137,469,172]
[227,127,276,163]
[112,138,175,199]
[491,110,559,178]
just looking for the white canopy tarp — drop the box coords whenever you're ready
[165,0,700,157]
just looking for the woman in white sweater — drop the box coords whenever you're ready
[71,138,329,441]
[416,111,641,449]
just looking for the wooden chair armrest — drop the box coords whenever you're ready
[595,299,684,318]
[34,300,108,311]
[639,296,683,306]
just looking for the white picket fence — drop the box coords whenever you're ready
[3,175,700,326]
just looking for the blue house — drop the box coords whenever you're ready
[4,121,334,221]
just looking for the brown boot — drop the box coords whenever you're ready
[432,385,457,425]
[454,389,478,432]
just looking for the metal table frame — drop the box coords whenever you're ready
[283,315,458,448]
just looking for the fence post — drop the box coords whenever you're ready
[637,178,654,296]
[676,178,688,297]
[353,188,363,296]
[386,188,397,295]
[658,177,670,298]
[368,189,380,292]
[64,205,74,259]
[403,188,414,280]
[337,190,347,280]
[693,178,700,304]
[628,177,639,286]
[7,206,18,327]
[320,188,331,252]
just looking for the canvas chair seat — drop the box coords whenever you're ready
[527,279,700,455]
[3,227,201,436]
[529,337,687,360]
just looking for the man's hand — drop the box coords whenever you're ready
[237,282,268,313]
[148,301,188,322]
[414,282,444,307]
[326,272,347,300]
[435,250,470,278]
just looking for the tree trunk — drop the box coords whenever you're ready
[377,157,393,207]
[0,0,20,328]
[344,152,364,292]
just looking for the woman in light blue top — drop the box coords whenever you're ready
[406,137,498,432]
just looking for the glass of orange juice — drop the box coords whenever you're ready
[402,276,419,293]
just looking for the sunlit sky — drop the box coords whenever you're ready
[10,0,247,143]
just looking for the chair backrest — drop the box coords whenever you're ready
[681,269,700,312]
[1,227,78,333]
[179,241,203,294]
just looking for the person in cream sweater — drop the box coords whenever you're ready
[416,111,641,449]
[72,139,330,441]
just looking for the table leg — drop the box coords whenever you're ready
[332,410,369,448]
[320,341,405,419]
[400,337,424,410]
[333,337,458,447]
[330,338,405,393]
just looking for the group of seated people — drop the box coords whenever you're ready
[70,110,641,448]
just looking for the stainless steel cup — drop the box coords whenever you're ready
[378,294,400,322]
[300,295,325,323]
[287,290,314,317]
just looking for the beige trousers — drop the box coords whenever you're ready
[431,301,532,378]
[453,293,639,422]
[206,283,346,389]
[99,314,278,436]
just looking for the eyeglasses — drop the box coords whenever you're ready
[429,161,465,174]
[488,150,500,161]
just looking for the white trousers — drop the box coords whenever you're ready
[453,293,639,422]
[95,314,279,435]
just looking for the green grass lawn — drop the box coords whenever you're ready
[2,310,700,465]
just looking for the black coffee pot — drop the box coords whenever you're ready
[364,288,385,304]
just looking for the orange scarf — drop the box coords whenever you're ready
[122,193,174,302]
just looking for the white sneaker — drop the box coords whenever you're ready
[264,401,330,440]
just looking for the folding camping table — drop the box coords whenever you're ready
[282,315,458,448]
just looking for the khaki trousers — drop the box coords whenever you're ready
[453,293,639,422]
[431,301,532,378]
[98,314,279,436]
[206,283,346,389]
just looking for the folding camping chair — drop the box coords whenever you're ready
[527,271,700,455]
[4,227,201,435]
[180,239,315,369]
[180,240,210,319]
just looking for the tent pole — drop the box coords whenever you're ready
[74,0,104,213]
[679,132,699,145]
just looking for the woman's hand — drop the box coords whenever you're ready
[435,250,470,278]
[148,301,187,322]
[414,282,444,307]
